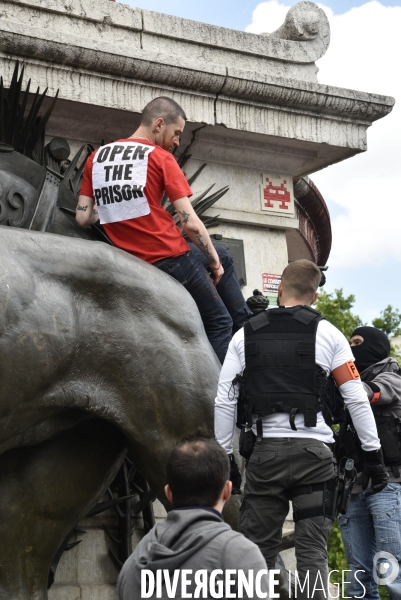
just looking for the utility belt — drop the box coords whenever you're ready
[337,413,401,477]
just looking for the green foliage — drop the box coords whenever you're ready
[372,306,401,366]
[390,346,401,368]
[315,292,401,367]
[372,305,401,337]
[327,520,347,584]
[314,289,364,338]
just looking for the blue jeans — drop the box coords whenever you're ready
[153,244,251,363]
[339,483,401,600]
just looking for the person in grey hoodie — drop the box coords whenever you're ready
[117,435,271,600]
[338,326,401,599]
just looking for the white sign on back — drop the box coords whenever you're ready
[92,141,155,224]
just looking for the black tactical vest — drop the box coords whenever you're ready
[242,305,328,435]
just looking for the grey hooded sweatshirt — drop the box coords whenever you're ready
[117,507,270,600]
[360,357,401,415]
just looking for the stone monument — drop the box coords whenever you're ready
[0,0,394,597]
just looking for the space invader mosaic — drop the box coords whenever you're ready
[260,173,295,216]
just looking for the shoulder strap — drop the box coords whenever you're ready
[248,310,269,332]
[292,305,323,326]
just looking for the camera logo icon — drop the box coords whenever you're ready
[373,551,399,586]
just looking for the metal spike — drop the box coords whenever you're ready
[14,78,31,151]
[103,525,121,545]
[190,184,216,206]
[187,163,207,186]
[131,490,157,517]
[192,186,229,216]
[4,61,20,143]
[0,76,4,142]
[86,495,134,517]
[65,540,82,552]
[25,89,58,159]
[108,549,123,572]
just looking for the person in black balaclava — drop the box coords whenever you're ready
[339,326,401,600]
[351,326,391,374]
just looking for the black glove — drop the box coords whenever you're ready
[228,454,242,495]
[362,449,388,497]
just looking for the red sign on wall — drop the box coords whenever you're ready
[262,273,281,294]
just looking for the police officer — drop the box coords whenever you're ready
[338,326,401,599]
[215,260,387,600]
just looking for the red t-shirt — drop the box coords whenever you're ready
[80,138,192,263]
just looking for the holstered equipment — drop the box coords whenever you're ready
[290,479,337,522]
[238,427,256,460]
[290,457,355,522]
[239,306,330,437]
[338,409,401,477]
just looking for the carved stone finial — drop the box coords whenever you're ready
[261,1,326,42]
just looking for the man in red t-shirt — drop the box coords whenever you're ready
[76,96,250,362]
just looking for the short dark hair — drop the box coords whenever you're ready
[141,96,186,126]
[281,259,321,301]
[166,434,229,508]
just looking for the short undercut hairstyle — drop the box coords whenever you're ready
[281,259,321,301]
[166,434,230,508]
[141,96,187,126]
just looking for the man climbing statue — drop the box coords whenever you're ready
[77,96,250,363]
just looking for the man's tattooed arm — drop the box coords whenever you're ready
[75,195,99,226]
[178,210,190,225]
[172,196,223,282]
[195,233,215,262]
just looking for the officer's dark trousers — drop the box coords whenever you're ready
[240,438,335,600]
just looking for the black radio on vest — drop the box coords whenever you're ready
[238,305,337,438]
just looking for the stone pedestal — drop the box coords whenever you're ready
[48,499,167,600]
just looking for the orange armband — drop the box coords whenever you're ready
[332,361,360,387]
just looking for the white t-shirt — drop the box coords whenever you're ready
[214,317,380,453]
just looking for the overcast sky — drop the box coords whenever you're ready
[122,0,401,325]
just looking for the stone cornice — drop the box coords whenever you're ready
[0,21,393,126]
[141,6,330,64]
[2,0,329,63]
